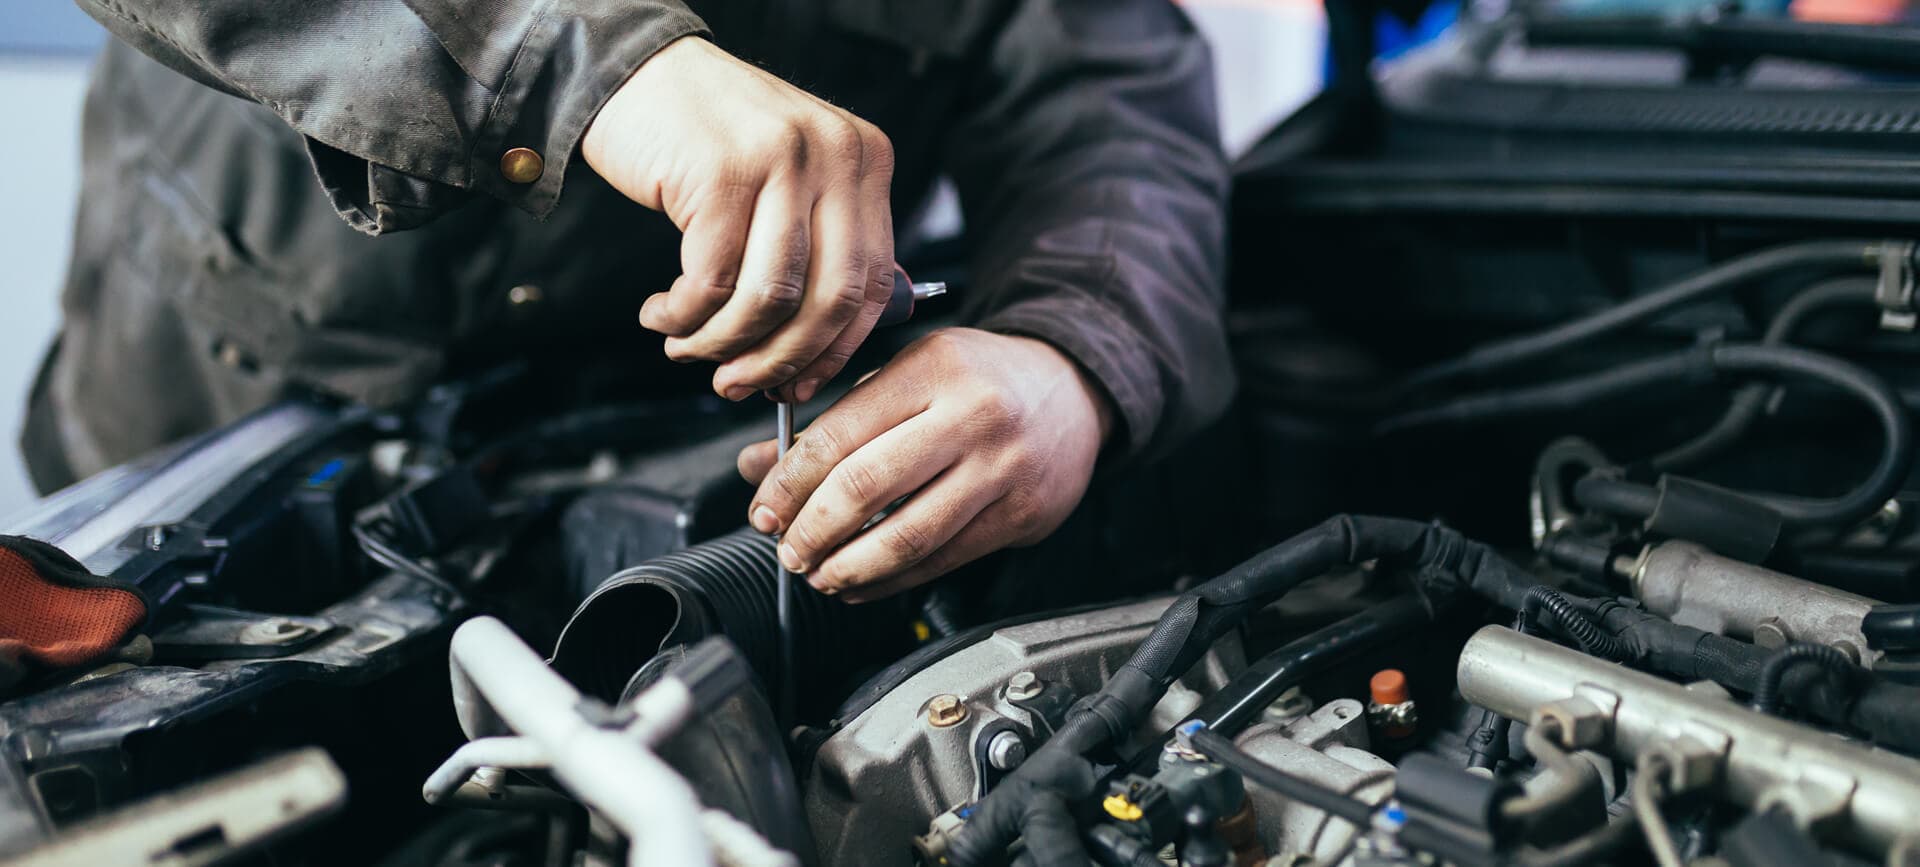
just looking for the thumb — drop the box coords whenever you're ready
[737,438,779,484]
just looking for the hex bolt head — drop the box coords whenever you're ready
[1753,619,1790,650]
[927,694,968,727]
[986,731,1027,770]
[1005,671,1043,702]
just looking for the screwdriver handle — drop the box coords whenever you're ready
[877,267,948,327]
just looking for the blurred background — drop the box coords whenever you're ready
[0,0,101,514]
[0,0,1334,514]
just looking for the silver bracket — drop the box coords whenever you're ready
[1875,241,1918,331]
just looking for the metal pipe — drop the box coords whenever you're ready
[449,617,714,867]
[1631,541,1880,666]
[1457,625,1920,856]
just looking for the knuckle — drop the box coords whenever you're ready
[858,122,895,172]
[882,520,937,564]
[768,467,807,508]
[753,277,807,314]
[828,279,869,317]
[762,122,810,166]
[821,117,863,156]
[743,359,802,388]
[836,461,884,509]
[795,424,848,469]
[863,257,895,303]
[786,521,827,559]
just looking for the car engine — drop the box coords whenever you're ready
[7,16,1920,867]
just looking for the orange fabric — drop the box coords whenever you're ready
[0,547,146,668]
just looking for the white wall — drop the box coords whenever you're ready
[0,54,89,512]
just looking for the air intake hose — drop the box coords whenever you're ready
[550,528,907,720]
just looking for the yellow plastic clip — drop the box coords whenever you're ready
[1101,794,1144,822]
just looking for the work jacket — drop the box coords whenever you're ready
[26,0,1235,492]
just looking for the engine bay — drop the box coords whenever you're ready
[9,21,1920,867]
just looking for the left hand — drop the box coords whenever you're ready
[738,328,1115,602]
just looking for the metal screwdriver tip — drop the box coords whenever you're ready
[911,281,947,301]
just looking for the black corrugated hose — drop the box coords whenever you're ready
[942,515,1537,867]
[1553,595,1920,753]
[1750,643,1859,715]
[1523,585,1629,661]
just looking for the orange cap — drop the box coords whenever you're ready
[1370,669,1409,705]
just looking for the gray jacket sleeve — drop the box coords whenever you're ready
[948,0,1234,462]
[73,0,709,234]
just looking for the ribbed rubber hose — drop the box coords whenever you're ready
[1404,240,1892,391]
[1523,586,1629,661]
[550,528,898,715]
[1750,642,1859,715]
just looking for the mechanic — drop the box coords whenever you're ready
[24,0,1233,604]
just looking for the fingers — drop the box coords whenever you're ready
[768,129,896,402]
[662,181,811,382]
[748,371,929,536]
[832,500,1010,603]
[713,183,880,400]
[639,183,756,337]
[776,412,964,573]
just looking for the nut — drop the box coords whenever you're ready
[1005,672,1043,702]
[986,730,1026,770]
[927,694,968,727]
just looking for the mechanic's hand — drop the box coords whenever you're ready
[737,328,1115,602]
[582,36,896,403]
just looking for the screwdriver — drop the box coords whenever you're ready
[772,267,945,722]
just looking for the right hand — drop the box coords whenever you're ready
[582,36,897,404]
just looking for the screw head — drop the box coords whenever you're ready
[1754,619,1790,649]
[1005,672,1042,702]
[986,730,1026,770]
[927,694,968,727]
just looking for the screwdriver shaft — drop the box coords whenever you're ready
[774,400,796,723]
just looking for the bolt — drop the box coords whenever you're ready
[1753,619,1790,649]
[1005,672,1042,702]
[986,731,1026,770]
[927,694,968,727]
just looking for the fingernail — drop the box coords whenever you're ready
[722,385,752,401]
[778,543,805,572]
[750,505,779,534]
[809,577,837,595]
[795,379,822,403]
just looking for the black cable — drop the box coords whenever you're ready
[1404,240,1892,391]
[1751,642,1859,715]
[1187,727,1379,826]
[943,516,1537,867]
[351,520,465,600]
[1655,277,1879,470]
[1386,344,1913,531]
[1523,586,1630,661]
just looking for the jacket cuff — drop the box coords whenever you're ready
[468,5,710,217]
[977,293,1164,462]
